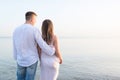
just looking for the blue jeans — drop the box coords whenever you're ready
[17,61,38,80]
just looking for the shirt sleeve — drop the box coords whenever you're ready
[34,28,55,56]
[13,35,17,60]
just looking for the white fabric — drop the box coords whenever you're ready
[13,24,55,67]
[40,40,60,80]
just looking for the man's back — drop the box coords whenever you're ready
[13,24,39,66]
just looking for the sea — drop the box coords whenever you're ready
[0,37,120,80]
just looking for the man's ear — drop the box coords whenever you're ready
[30,19,33,23]
[30,18,32,22]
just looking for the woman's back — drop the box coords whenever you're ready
[40,35,60,80]
[41,35,60,68]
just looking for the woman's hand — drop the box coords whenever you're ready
[59,58,62,64]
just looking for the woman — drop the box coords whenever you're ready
[38,19,62,80]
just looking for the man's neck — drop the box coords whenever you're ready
[25,21,34,26]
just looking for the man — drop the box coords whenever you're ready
[13,11,55,80]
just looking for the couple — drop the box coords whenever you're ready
[13,11,62,80]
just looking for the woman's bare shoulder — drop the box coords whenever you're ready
[53,35,59,45]
[53,35,58,41]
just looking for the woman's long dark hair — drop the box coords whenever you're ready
[41,19,54,44]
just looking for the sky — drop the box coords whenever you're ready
[0,0,120,38]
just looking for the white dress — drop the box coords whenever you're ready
[40,41,60,80]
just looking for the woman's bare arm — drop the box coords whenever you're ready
[53,35,62,64]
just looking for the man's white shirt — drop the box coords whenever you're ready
[13,24,55,66]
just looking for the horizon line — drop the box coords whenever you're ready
[0,36,120,39]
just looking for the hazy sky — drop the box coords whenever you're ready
[0,0,120,37]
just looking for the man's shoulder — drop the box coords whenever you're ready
[13,25,22,33]
[14,24,34,31]
[33,27,40,32]
[14,24,24,30]
[13,24,40,35]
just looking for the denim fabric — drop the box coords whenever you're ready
[17,61,38,80]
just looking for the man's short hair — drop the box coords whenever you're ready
[25,11,37,21]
